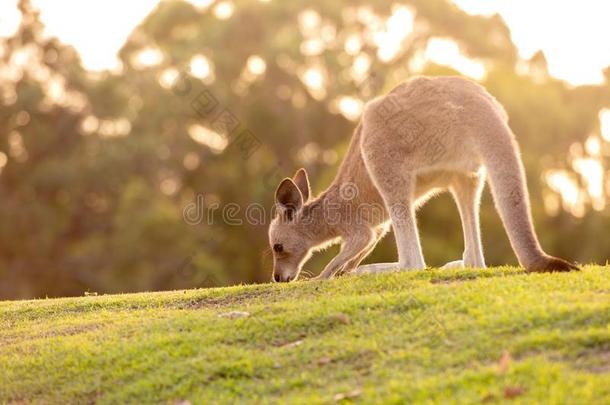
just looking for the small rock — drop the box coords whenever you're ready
[497,350,512,374]
[504,386,526,399]
[333,388,362,401]
[332,313,350,324]
[280,339,303,348]
[218,311,250,319]
[481,393,495,403]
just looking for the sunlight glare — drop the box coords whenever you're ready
[336,96,363,121]
[299,9,321,37]
[190,55,214,81]
[246,55,267,76]
[213,1,234,20]
[160,177,180,196]
[373,5,414,63]
[301,39,325,56]
[188,125,228,153]
[600,109,610,142]
[545,170,584,217]
[81,115,99,135]
[159,68,180,89]
[187,0,214,10]
[301,66,326,100]
[351,53,371,82]
[98,118,132,138]
[584,135,601,156]
[183,152,201,170]
[0,152,7,175]
[573,157,606,211]
[132,48,163,69]
[425,38,486,80]
[344,34,363,56]
[8,131,28,163]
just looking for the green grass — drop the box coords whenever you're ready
[1,266,609,404]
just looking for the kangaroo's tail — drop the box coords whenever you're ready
[480,122,578,272]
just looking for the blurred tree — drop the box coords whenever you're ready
[0,0,224,298]
[1,0,609,299]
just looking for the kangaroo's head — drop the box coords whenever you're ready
[268,168,315,282]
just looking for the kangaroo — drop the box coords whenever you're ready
[268,76,578,282]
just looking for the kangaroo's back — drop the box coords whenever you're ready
[360,76,500,174]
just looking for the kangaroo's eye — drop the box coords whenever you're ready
[273,243,284,253]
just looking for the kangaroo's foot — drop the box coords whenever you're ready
[527,255,580,273]
[441,260,464,269]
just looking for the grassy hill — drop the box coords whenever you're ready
[1,266,609,404]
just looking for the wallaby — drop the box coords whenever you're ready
[268,76,578,282]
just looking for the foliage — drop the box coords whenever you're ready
[0,0,609,298]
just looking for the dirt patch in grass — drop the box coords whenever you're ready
[341,349,378,376]
[0,323,103,346]
[174,283,330,310]
[175,288,278,310]
[520,346,610,374]
[430,277,476,285]
[429,270,526,285]
[571,349,610,374]
[312,349,378,377]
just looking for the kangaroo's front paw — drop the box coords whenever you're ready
[441,260,464,269]
[312,272,333,281]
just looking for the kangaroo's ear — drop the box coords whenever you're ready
[275,178,303,219]
[292,168,311,202]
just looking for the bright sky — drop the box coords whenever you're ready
[0,0,160,72]
[1,0,609,85]
[452,0,610,85]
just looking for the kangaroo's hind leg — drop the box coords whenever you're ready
[447,170,487,268]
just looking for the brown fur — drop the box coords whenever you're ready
[269,76,578,282]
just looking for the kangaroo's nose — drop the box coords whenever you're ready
[273,273,293,283]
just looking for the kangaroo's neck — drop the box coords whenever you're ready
[333,123,368,186]
[299,123,386,242]
[329,122,384,208]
